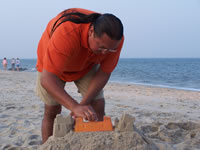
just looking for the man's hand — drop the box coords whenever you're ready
[71,104,98,121]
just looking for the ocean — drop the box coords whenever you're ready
[1,58,200,91]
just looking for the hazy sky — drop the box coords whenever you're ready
[0,0,200,58]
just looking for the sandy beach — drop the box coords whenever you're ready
[0,70,200,150]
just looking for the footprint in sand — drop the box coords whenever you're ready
[140,125,159,134]
[2,145,20,150]
[144,122,200,146]
[5,106,16,110]
[28,134,40,140]
[28,140,42,145]
[165,122,200,130]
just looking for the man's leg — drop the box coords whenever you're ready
[42,104,61,143]
[35,72,64,143]
[90,98,105,121]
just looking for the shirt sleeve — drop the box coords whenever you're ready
[100,37,124,73]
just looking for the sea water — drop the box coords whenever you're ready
[1,58,200,91]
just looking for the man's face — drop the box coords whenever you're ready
[88,26,121,55]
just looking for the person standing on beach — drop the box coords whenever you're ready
[2,57,8,70]
[16,58,20,71]
[36,8,124,143]
[11,58,16,71]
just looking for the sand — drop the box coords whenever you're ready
[0,70,200,150]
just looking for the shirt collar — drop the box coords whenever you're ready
[81,23,91,49]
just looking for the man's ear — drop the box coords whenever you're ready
[88,26,94,37]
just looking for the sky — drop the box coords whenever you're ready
[0,0,200,58]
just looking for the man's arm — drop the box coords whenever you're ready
[40,70,97,121]
[80,68,111,105]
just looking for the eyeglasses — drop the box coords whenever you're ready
[97,47,117,53]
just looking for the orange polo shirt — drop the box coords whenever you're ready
[36,8,124,82]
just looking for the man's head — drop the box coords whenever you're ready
[88,14,123,54]
[50,10,124,54]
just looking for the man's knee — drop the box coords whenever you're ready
[90,99,105,121]
[44,104,62,120]
[91,99,105,113]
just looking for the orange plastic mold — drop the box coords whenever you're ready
[74,116,113,132]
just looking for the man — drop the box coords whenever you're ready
[36,8,124,143]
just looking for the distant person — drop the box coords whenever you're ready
[2,57,8,70]
[11,58,16,71]
[36,8,124,143]
[16,58,20,71]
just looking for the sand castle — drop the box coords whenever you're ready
[39,114,159,150]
